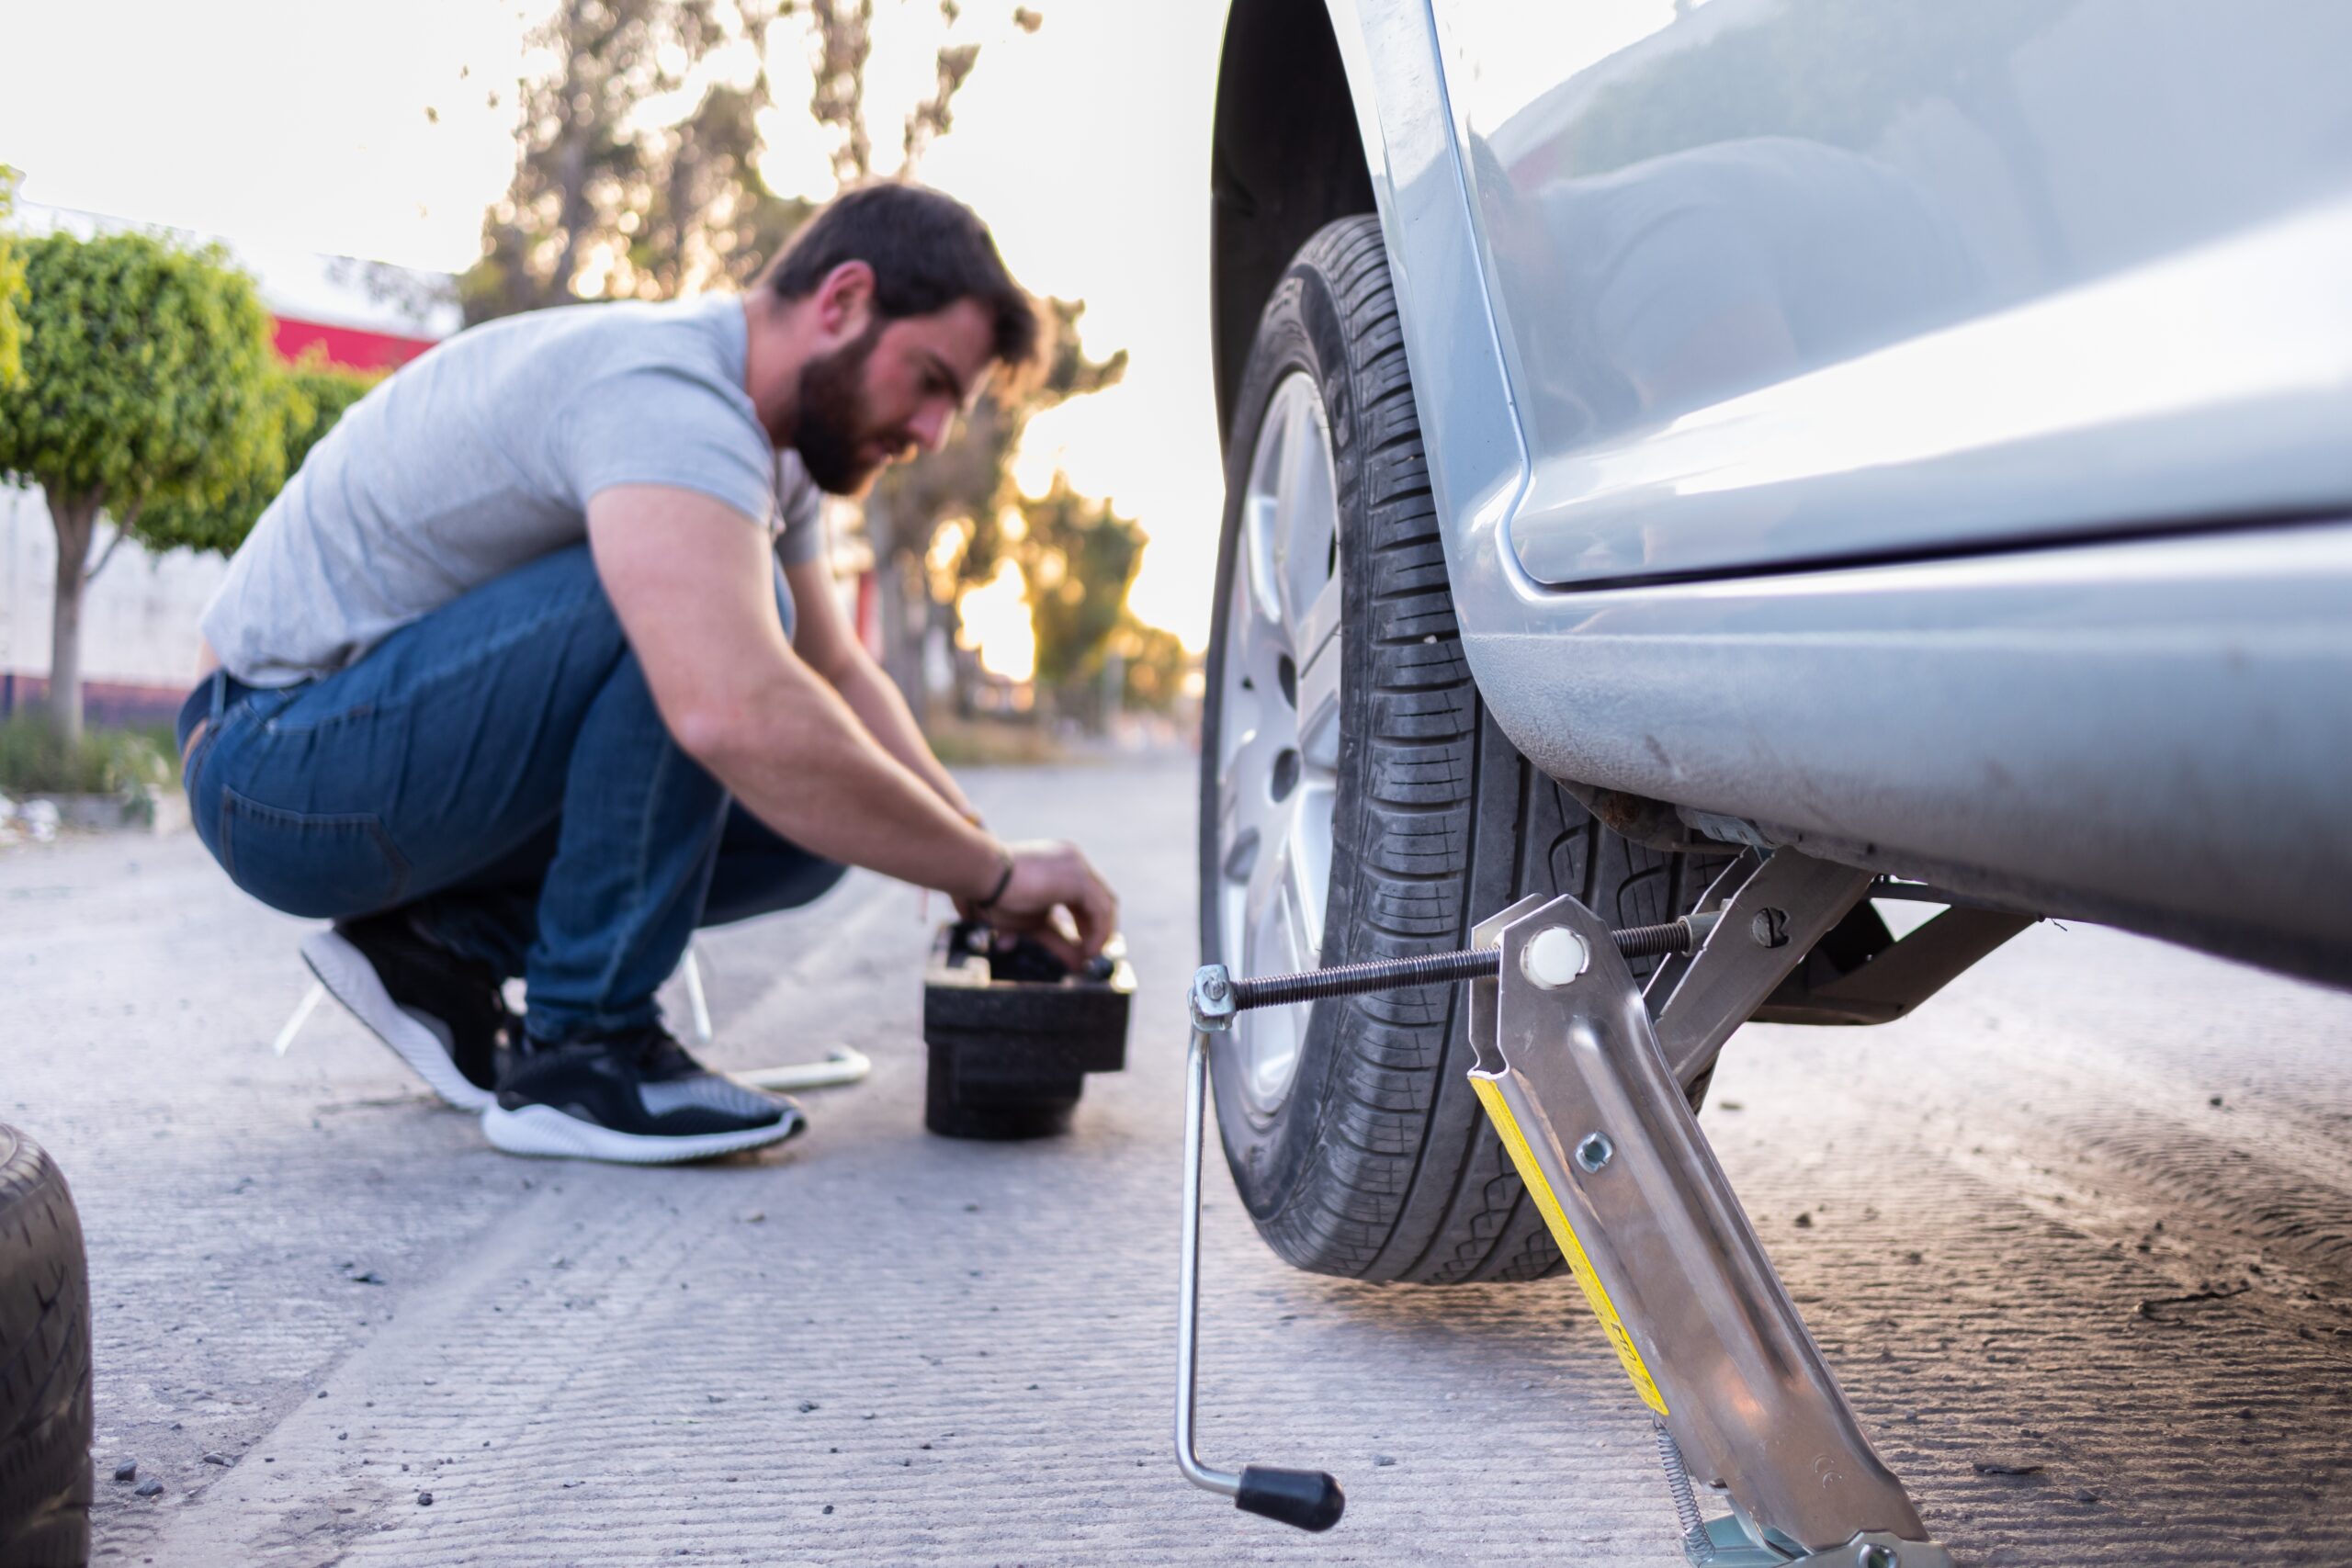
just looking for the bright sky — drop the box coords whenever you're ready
[0,0,1230,652]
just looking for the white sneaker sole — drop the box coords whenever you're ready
[300,929,497,1111]
[481,1102,806,1165]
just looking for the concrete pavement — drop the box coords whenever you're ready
[4,751,2350,1565]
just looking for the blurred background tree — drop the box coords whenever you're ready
[1012,472,1143,728]
[459,0,813,321]
[790,0,1125,716]
[0,230,287,745]
[864,295,1123,711]
[0,166,25,389]
[137,355,379,557]
[458,0,1136,726]
[1113,615,1187,716]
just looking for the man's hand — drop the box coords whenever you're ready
[961,840,1118,971]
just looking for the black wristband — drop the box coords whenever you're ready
[973,847,1015,911]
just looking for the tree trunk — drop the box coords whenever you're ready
[876,551,929,715]
[863,494,927,711]
[943,592,978,719]
[46,490,99,750]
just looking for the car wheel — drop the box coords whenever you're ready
[1199,215,1723,1283]
[0,1123,92,1566]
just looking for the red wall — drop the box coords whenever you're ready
[271,315,437,372]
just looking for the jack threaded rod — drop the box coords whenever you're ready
[1226,917,1700,1013]
[1613,919,1701,961]
[1228,948,1498,1010]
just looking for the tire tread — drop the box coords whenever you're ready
[0,1126,93,1567]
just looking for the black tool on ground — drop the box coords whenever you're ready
[922,919,1134,1140]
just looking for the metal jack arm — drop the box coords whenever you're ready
[1173,851,1957,1564]
[1467,885,1951,1566]
[1171,921,1713,1537]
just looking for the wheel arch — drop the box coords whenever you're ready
[1210,0,1377,451]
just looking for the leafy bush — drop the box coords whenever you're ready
[923,716,1066,769]
[138,351,379,555]
[0,713,175,798]
[0,164,25,389]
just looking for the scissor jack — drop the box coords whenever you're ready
[1175,847,1961,1566]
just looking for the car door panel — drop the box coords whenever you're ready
[1431,0,2352,585]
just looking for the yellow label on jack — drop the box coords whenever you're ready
[1471,1075,1669,1416]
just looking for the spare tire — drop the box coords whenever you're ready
[1199,216,1724,1284]
[0,1125,92,1567]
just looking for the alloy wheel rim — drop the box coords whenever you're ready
[1214,372,1344,1118]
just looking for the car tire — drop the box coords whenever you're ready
[0,1124,93,1568]
[1199,215,1722,1284]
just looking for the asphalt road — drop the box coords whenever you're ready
[5,751,2350,1566]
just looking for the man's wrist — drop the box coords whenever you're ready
[971,842,1016,911]
[951,826,1012,908]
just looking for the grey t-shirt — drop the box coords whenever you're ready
[202,293,824,686]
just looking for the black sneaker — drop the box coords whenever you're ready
[481,1027,804,1165]
[300,913,514,1111]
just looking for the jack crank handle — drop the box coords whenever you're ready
[1174,1015,1346,1532]
[1170,938,1694,1533]
[1235,1464,1348,1532]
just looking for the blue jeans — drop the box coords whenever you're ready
[178,544,846,1044]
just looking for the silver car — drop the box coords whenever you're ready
[1186,0,2352,1558]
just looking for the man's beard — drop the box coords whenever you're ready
[794,319,890,495]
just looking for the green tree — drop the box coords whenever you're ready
[1112,615,1188,716]
[865,297,1124,707]
[137,355,379,556]
[0,230,284,745]
[1013,472,1145,728]
[788,2,1126,711]
[0,166,26,389]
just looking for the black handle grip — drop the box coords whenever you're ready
[1235,1465,1346,1532]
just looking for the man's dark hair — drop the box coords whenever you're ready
[764,183,1038,368]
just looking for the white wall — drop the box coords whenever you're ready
[1,480,226,690]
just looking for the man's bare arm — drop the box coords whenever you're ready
[585,485,1115,956]
[784,557,974,821]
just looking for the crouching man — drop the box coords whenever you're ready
[176,184,1117,1165]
